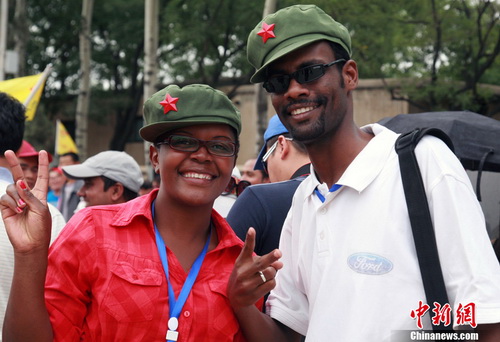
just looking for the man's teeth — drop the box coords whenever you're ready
[183,172,212,180]
[291,106,315,115]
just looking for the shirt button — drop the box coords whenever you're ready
[183,311,191,318]
[320,208,327,214]
[320,232,325,240]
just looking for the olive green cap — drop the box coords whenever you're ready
[140,84,241,142]
[247,4,352,83]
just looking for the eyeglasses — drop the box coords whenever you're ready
[223,176,251,197]
[261,138,293,173]
[263,59,346,94]
[156,135,238,157]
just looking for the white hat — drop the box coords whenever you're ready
[62,151,144,193]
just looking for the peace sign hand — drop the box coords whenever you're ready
[227,227,283,310]
[0,150,52,254]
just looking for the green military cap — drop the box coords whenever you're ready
[247,4,352,83]
[140,84,241,142]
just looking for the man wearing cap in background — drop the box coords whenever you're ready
[227,114,310,257]
[17,140,54,189]
[227,4,500,341]
[61,150,143,209]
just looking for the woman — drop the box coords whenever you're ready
[0,84,278,341]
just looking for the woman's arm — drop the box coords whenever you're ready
[0,150,53,341]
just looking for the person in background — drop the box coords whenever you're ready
[57,152,84,221]
[239,157,269,185]
[1,83,264,341]
[227,4,500,341]
[61,150,143,208]
[0,93,65,340]
[227,114,310,257]
[47,167,65,207]
[17,140,54,189]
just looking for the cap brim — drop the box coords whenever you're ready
[254,145,266,170]
[62,164,101,180]
[18,152,54,163]
[250,35,349,83]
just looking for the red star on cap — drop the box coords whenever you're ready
[257,22,275,43]
[159,94,179,114]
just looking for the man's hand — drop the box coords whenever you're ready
[0,150,51,254]
[228,227,283,309]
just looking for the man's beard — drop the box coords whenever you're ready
[283,96,328,143]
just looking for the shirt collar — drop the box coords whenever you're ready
[291,163,311,179]
[303,123,398,196]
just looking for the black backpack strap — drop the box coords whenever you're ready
[395,128,454,332]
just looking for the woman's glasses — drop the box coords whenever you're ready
[223,176,250,197]
[263,59,346,94]
[156,135,238,157]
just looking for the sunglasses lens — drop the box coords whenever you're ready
[237,180,251,196]
[264,76,289,94]
[296,65,324,84]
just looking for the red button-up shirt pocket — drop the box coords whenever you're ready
[207,279,241,339]
[103,262,163,322]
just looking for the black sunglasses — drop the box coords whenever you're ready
[263,59,346,94]
[223,177,250,197]
[156,135,238,157]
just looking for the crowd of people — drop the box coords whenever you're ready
[1,4,499,342]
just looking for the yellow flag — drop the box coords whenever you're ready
[55,120,79,155]
[0,73,46,121]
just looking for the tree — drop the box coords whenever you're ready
[75,0,93,160]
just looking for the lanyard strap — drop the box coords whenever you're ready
[314,183,342,203]
[152,200,211,341]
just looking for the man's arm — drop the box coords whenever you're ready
[228,228,302,342]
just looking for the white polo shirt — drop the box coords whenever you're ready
[266,124,500,342]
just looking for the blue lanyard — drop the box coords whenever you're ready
[152,201,211,342]
[314,183,342,203]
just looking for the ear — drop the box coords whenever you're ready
[150,144,160,174]
[277,135,291,160]
[111,183,125,202]
[343,59,358,91]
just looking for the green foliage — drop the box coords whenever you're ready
[158,0,265,85]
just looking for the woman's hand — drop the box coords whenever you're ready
[0,150,52,254]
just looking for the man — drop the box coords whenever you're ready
[0,94,65,339]
[227,5,500,341]
[61,150,144,207]
[239,157,269,185]
[57,152,84,221]
[227,114,310,256]
[17,140,54,189]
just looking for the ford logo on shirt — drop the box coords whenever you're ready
[347,253,393,275]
